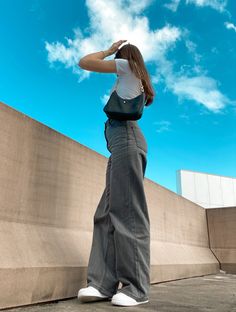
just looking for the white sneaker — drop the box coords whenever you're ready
[77,286,110,302]
[111,292,149,306]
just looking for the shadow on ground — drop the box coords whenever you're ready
[4,272,236,312]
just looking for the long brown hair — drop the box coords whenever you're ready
[114,43,155,106]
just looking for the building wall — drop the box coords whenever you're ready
[0,101,219,309]
[176,169,236,208]
[207,207,236,273]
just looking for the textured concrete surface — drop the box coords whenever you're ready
[0,101,220,309]
[3,272,236,312]
[207,207,236,273]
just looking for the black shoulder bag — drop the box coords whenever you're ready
[103,76,146,121]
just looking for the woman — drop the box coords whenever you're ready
[77,40,155,307]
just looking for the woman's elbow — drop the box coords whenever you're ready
[78,59,86,69]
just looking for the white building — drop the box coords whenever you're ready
[176,169,236,208]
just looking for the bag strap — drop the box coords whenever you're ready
[137,66,144,93]
[139,77,144,93]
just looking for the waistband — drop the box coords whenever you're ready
[105,118,138,127]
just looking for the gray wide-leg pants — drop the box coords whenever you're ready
[86,118,150,302]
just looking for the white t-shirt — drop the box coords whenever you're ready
[109,58,143,99]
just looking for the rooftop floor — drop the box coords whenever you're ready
[5,272,236,312]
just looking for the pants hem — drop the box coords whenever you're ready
[87,282,116,297]
[117,289,149,302]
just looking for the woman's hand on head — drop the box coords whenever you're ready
[107,40,127,56]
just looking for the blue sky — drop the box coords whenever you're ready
[0,0,236,193]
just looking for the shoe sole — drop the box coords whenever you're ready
[78,295,110,302]
[111,299,149,306]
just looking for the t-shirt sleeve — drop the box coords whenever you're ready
[115,59,130,75]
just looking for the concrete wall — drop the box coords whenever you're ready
[0,101,219,309]
[206,207,236,273]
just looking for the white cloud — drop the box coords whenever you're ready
[165,0,227,12]
[224,22,236,32]
[45,0,232,113]
[100,93,110,106]
[153,120,172,133]
[164,0,181,12]
[186,0,227,12]
[179,113,190,121]
[172,76,230,111]
[154,53,232,112]
[185,39,202,64]
[211,46,219,54]
[45,0,183,88]
[45,0,180,78]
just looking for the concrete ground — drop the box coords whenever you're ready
[4,272,236,312]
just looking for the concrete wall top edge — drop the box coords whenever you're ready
[0,101,108,162]
[145,177,205,211]
[1,100,195,197]
[205,206,236,211]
